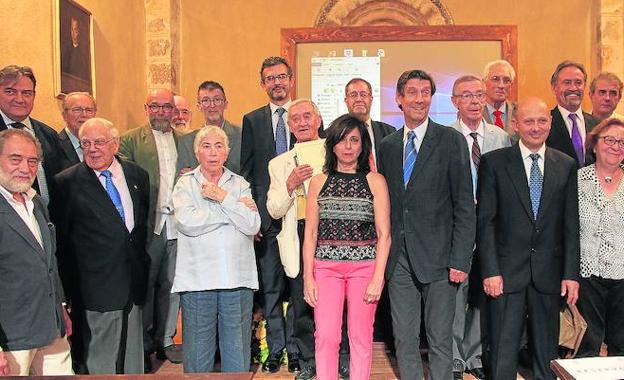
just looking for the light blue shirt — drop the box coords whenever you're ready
[171,167,260,292]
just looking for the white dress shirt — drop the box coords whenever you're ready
[94,158,135,232]
[402,118,429,159]
[557,105,587,147]
[0,186,43,246]
[152,129,178,238]
[270,100,291,148]
[518,140,546,184]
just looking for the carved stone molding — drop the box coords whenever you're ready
[597,0,624,112]
[315,0,454,26]
[145,0,180,92]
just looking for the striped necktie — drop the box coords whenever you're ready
[403,130,417,187]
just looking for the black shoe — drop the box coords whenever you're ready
[338,364,349,379]
[288,353,301,373]
[467,367,486,379]
[144,352,153,374]
[296,365,316,380]
[262,354,281,373]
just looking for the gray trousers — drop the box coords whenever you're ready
[452,278,484,371]
[388,253,456,380]
[143,228,179,351]
[84,304,143,374]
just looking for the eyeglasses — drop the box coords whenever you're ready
[454,92,486,102]
[147,103,175,113]
[79,138,115,149]
[347,91,371,99]
[263,73,290,84]
[198,97,225,107]
[66,107,96,115]
[599,136,624,148]
[489,76,512,85]
[2,154,40,167]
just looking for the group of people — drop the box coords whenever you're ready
[0,54,622,380]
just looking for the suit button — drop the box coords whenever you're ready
[531,248,536,253]
[48,293,52,297]
[535,228,540,233]
[404,208,409,214]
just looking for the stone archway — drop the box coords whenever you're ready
[315,0,454,27]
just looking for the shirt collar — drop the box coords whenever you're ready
[191,165,234,187]
[486,102,506,114]
[92,157,123,178]
[65,127,81,149]
[557,104,583,121]
[519,140,546,161]
[403,118,429,142]
[0,110,32,130]
[269,100,292,115]
[0,183,37,204]
[459,119,485,138]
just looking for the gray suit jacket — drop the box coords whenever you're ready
[483,101,516,137]
[176,120,242,175]
[449,119,511,154]
[0,194,66,351]
[378,120,476,282]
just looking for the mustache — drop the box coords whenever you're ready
[564,90,583,97]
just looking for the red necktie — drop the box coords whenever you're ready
[493,110,504,129]
[368,152,377,172]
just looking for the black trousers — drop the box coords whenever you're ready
[488,284,560,380]
[576,276,624,357]
[255,227,296,356]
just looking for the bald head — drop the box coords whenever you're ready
[145,88,175,132]
[512,97,552,152]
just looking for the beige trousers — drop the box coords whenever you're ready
[3,336,73,375]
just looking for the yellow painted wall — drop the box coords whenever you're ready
[179,0,599,128]
[0,0,146,132]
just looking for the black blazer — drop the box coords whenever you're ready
[378,120,476,282]
[0,117,63,198]
[477,144,580,294]
[370,120,395,167]
[53,159,150,312]
[0,195,66,351]
[57,129,81,170]
[241,105,293,233]
[546,107,599,167]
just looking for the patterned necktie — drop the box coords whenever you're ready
[568,113,585,167]
[493,110,504,129]
[529,153,543,220]
[101,170,126,222]
[470,132,481,171]
[403,130,417,187]
[275,107,287,155]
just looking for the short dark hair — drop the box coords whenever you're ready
[259,57,292,81]
[345,78,372,95]
[550,60,587,86]
[586,117,624,151]
[0,65,36,89]
[396,69,436,96]
[197,80,227,100]
[323,114,371,175]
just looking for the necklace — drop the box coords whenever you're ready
[605,176,613,183]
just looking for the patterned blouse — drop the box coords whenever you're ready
[578,164,624,280]
[315,172,377,261]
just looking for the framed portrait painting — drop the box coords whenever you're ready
[54,0,96,97]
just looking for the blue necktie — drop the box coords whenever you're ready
[101,170,126,222]
[403,130,417,187]
[529,153,542,220]
[275,107,288,155]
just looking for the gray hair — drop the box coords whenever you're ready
[452,75,485,95]
[483,60,516,82]
[79,117,119,139]
[0,128,43,160]
[193,125,230,154]
[590,72,623,94]
[288,98,321,119]
[62,92,96,109]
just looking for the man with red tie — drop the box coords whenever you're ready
[482,60,516,137]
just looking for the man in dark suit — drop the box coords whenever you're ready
[546,61,599,168]
[54,118,150,374]
[0,129,72,376]
[478,97,580,380]
[58,92,96,170]
[241,56,299,373]
[378,69,475,380]
[0,65,62,207]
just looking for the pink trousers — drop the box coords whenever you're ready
[313,259,379,380]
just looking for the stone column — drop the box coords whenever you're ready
[598,0,624,112]
[145,0,180,92]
